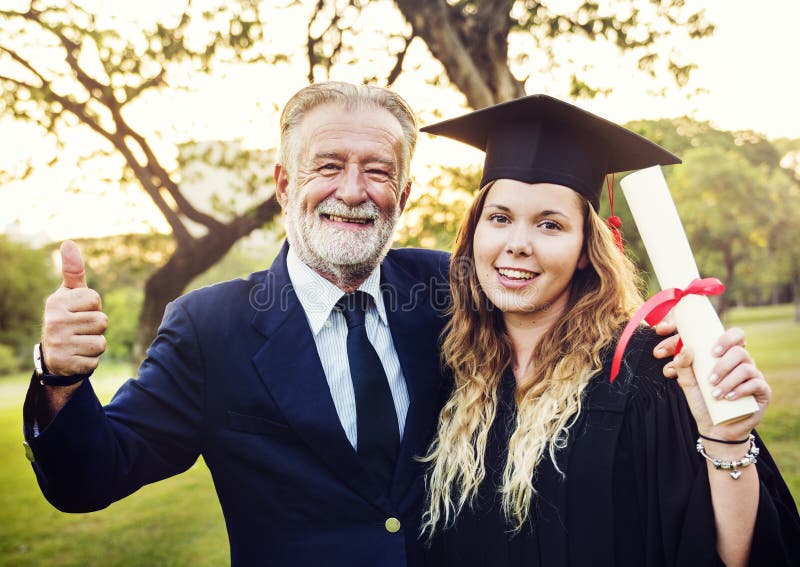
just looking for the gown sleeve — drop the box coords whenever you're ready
[612,334,800,567]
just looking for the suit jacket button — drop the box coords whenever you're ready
[384,517,401,533]
[23,441,35,463]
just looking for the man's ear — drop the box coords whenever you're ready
[275,163,289,209]
[397,181,412,215]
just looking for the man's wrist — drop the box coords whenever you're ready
[33,343,90,386]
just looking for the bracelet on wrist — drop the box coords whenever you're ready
[698,432,751,445]
[696,434,759,480]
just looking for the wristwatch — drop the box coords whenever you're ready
[33,343,88,387]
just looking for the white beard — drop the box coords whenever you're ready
[285,195,399,285]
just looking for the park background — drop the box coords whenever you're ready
[1,0,799,564]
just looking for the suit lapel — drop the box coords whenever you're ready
[250,244,393,514]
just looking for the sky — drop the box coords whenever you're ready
[1,0,799,245]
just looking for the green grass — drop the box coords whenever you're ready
[0,362,228,566]
[727,304,800,505]
[0,305,798,565]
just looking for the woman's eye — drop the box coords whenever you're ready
[539,220,561,230]
[489,214,510,224]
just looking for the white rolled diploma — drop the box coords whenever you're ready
[620,166,758,425]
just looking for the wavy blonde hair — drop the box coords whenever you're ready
[421,182,644,536]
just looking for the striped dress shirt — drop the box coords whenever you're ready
[286,248,410,449]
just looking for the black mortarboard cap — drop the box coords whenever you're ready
[421,94,681,210]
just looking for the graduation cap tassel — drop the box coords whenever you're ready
[605,173,624,252]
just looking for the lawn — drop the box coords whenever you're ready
[726,304,800,504]
[0,363,228,566]
[0,304,797,566]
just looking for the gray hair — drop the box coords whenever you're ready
[279,81,418,190]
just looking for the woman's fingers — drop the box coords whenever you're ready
[707,344,754,387]
[711,327,746,356]
[661,327,747,379]
[672,346,697,386]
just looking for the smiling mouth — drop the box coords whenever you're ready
[321,213,374,225]
[497,268,538,280]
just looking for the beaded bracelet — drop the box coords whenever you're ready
[696,434,759,480]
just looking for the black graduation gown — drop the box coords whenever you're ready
[424,329,800,567]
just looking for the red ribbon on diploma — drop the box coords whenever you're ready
[609,277,726,382]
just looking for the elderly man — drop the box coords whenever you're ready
[23,82,450,566]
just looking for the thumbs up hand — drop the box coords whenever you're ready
[60,239,88,290]
[42,241,108,377]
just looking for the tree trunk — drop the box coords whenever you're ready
[394,0,524,108]
[133,199,281,364]
[717,249,736,320]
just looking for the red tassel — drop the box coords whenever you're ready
[605,174,624,252]
[606,215,623,252]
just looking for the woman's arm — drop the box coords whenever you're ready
[670,331,770,567]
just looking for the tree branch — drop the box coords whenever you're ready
[386,32,415,86]
[51,92,191,241]
[20,7,220,233]
[0,44,48,85]
[122,66,167,106]
[306,0,349,83]
[108,109,225,231]
[394,0,496,108]
[0,72,38,91]
[226,194,282,240]
[22,9,115,105]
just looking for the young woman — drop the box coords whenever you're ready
[419,95,799,566]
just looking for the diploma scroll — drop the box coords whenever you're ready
[620,166,758,425]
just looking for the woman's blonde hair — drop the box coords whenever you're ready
[421,181,644,536]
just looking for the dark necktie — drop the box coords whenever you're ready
[337,291,399,489]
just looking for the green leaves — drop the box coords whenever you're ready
[621,118,800,313]
[0,236,58,371]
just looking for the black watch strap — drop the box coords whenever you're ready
[38,373,89,387]
[33,343,89,387]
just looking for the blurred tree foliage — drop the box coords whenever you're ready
[395,166,480,251]
[102,286,143,362]
[67,232,281,362]
[308,0,714,107]
[0,0,717,359]
[609,120,799,318]
[0,236,58,373]
[0,1,281,362]
[72,233,175,292]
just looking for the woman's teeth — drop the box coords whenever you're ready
[498,268,535,280]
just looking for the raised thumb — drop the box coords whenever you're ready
[60,240,87,289]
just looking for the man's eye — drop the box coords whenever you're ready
[319,164,341,173]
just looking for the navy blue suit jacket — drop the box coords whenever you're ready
[24,244,451,566]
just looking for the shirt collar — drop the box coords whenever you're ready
[286,246,388,335]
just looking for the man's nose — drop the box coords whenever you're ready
[334,165,368,205]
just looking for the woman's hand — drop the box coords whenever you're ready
[667,329,770,441]
[652,320,746,363]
